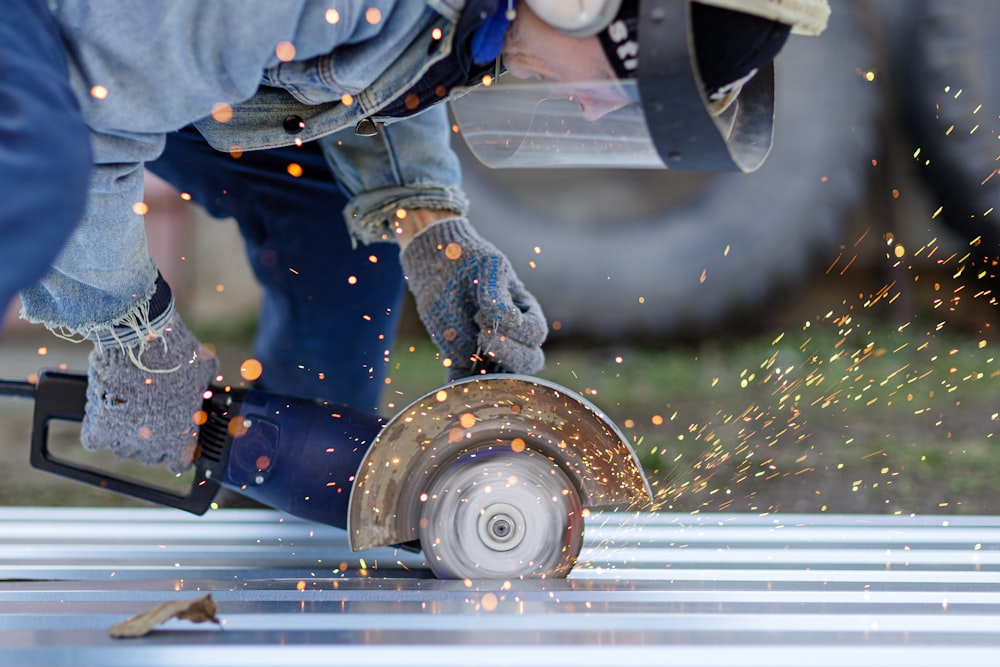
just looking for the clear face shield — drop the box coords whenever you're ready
[449,1,776,172]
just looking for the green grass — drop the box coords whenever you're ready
[4,297,997,516]
[381,305,1000,516]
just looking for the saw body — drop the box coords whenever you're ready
[14,369,652,580]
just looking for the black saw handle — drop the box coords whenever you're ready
[23,369,220,514]
[469,355,505,376]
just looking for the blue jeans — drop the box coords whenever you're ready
[0,0,90,322]
[22,1,465,336]
[148,127,405,412]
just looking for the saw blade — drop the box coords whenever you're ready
[418,447,583,580]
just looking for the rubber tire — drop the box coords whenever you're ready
[891,0,1000,290]
[458,4,878,340]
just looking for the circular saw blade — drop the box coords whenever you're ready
[347,374,652,558]
[419,448,583,580]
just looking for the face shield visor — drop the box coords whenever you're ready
[450,0,827,172]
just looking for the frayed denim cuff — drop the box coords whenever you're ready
[344,185,470,245]
[91,273,175,350]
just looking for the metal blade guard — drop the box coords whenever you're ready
[348,374,652,577]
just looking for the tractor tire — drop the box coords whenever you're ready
[891,0,1000,292]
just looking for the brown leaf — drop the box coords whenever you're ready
[109,593,220,638]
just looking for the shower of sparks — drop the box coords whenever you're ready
[545,209,997,544]
[618,230,999,518]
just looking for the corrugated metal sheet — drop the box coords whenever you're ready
[1,508,998,666]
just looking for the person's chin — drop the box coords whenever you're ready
[500,56,531,80]
[578,96,628,122]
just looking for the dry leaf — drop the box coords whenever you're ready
[109,593,220,638]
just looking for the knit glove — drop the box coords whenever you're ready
[81,314,219,474]
[400,216,547,379]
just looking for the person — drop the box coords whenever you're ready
[0,0,91,327]
[14,0,829,473]
[147,123,419,413]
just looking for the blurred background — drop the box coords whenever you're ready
[2,0,998,515]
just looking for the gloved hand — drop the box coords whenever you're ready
[399,216,547,379]
[81,314,219,474]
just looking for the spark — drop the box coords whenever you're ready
[274,41,297,62]
[210,102,233,123]
[445,242,463,260]
[240,359,263,382]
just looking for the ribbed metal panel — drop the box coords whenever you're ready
[1,508,998,666]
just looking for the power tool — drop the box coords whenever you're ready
[1,370,652,579]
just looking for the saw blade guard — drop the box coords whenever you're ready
[347,374,653,555]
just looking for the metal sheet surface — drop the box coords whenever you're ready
[1,508,998,666]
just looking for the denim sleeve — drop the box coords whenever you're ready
[19,130,162,337]
[320,105,469,245]
[51,0,402,135]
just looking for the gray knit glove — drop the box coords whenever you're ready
[400,216,546,379]
[81,315,219,474]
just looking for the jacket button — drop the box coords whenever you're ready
[283,115,305,134]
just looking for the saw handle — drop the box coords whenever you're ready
[469,356,505,376]
[29,369,220,514]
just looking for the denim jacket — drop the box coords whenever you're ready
[22,0,471,334]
